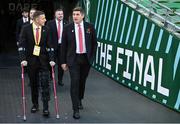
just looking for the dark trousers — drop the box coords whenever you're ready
[57,45,64,82]
[69,54,90,111]
[50,45,64,82]
[28,60,50,106]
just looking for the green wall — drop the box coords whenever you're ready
[89,0,180,112]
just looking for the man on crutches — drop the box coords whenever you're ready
[18,10,55,118]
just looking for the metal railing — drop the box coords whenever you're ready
[122,0,180,37]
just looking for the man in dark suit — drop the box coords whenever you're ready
[61,7,97,119]
[16,8,29,46]
[18,10,55,117]
[46,8,67,86]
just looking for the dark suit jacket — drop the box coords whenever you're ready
[19,24,54,66]
[61,22,97,66]
[16,18,29,42]
[46,19,67,50]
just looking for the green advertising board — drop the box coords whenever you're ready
[88,0,180,112]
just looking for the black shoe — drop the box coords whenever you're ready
[31,105,39,113]
[43,109,50,117]
[78,101,83,110]
[58,81,64,86]
[73,111,80,119]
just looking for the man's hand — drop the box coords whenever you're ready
[49,61,56,67]
[21,60,28,66]
[61,64,68,71]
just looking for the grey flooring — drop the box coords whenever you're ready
[0,52,179,123]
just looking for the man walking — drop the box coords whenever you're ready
[16,8,29,46]
[61,7,97,119]
[47,8,67,86]
[18,10,55,117]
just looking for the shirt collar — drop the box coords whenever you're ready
[75,21,84,27]
[23,17,28,22]
[32,23,41,30]
[56,19,62,23]
[30,19,33,24]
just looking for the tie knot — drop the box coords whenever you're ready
[36,27,39,30]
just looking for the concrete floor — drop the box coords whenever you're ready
[0,52,179,123]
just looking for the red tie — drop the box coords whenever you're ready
[36,28,39,44]
[57,21,61,40]
[78,24,83,53]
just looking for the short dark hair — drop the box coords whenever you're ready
[55,8,63,12]
[73,7,85,15]
[22,8,29,13]
[33,10,45,19]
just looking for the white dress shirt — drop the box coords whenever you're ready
[23,17,28,23]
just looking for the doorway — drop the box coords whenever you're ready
[0,0,79,53]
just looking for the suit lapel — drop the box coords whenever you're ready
[40,26,46,45]
[71,23,76,48]
[53,20,58,37]
[21,18,24,25]
[72,24,76,41]
[29,24,35,44]
[84,22,89,49]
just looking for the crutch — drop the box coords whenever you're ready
[21,65,26,121]
[51,66,60,119]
